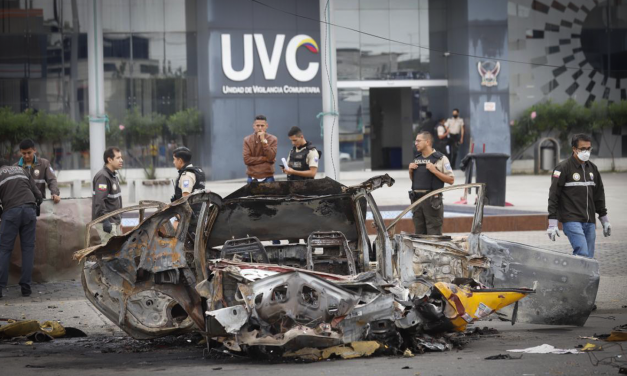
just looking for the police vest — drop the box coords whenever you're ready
[411,151,445,191]
[173,164,206,201]
[287,142,321,181]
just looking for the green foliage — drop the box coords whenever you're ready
[167,108,202,136]
[511,99,627,150]
[123,106,166,145]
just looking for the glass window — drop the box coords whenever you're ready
[360,0,388,10]
[334,0,359,10]
[390,0,418,9]
[389,9,421,79]
[130,0,165,33]
[165,0,188,32]
[335,10,360,80]
[359,10,390,80]
[102,0,131,33]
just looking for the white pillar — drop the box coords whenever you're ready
[88,0,106,180]
[319,0,340,181]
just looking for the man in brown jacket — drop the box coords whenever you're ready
[243,114,278,183]
[15,139,61,203]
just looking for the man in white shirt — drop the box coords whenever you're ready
[444,108,464,168]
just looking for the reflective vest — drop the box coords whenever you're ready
[411,151,445,191]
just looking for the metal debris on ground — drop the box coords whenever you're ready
[72,177,601,360]
[485,354,523,360]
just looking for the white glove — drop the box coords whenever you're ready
[600,216,611,237]
[547,219,560,241]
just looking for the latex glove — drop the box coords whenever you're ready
[103,219,112,234]
[547,219,560,241]
[600,216,611,237]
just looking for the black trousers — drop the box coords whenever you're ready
[449,133,461,168]
[0,204,37,289]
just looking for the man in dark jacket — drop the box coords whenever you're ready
[92,147,124,245]
[547,134,610,258]
[0,159,43,298]
[15,139,61,203]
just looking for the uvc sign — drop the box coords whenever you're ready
[221,34,320,82]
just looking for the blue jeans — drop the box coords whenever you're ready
[0,205,37,289]
[247,176,275,184]
[562,222,596,258]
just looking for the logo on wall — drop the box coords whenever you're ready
[221,34,320,82]
[478,61,500,87]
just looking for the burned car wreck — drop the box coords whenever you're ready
[74,176,599,358]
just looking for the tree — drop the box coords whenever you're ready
[588,100,627,171]
[166,108,202,145]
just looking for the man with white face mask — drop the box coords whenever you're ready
[547,134,610,258]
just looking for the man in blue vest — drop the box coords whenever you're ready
[409,131,455,235]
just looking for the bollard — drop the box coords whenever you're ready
[128,180,136,204]
[71,179,82,197]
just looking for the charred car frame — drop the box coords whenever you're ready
[74,176,599,355]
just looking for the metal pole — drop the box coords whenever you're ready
[319,0,340,181]
[88,0,106,180]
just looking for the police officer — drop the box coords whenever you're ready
[15,139,61,203]
[409,131,455,235]
[171,147,206,236]
[92,147,124,244]
[0,159,43,298]
[282,126,320,180]
[171,146,205,202]
[547,133,610,258]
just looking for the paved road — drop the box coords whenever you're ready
[1,170,625,375]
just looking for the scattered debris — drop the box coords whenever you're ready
[485,354,523,360]
[507,344,579,355]
[0,320,40,339]
[284,341,382,361]
[578,336,599,341]
[581,343,602,352]
[403,349,414,358]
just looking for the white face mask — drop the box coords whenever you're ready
[577,150,591,162]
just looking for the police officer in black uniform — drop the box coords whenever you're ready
[92,147,124,245]
[409,131,455,235]
[282,126,321,180]
[0,159,43,298]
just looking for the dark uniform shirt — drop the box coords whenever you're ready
[92,166,122,223]
[15,156,60,199]
[548,155,607,224]
[0,165,43,211]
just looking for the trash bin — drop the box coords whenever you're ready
[540,144,556,171]
[460,153,509,206]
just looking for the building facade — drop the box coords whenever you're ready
[1,0,625,179]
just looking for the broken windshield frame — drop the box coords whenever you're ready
[385,183,486,237]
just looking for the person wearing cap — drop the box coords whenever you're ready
[15,139,61,203]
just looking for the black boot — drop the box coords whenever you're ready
[21,285,32,297]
